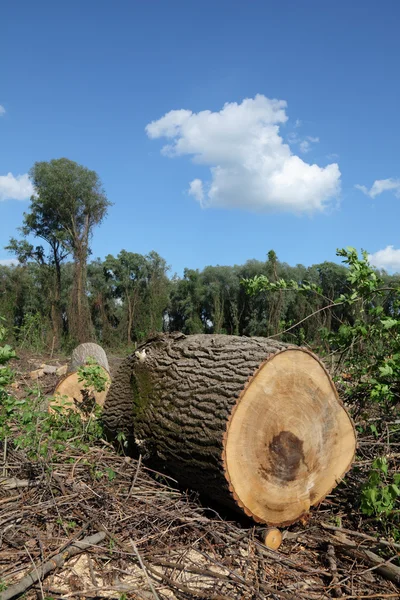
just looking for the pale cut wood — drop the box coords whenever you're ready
[103,333,356,526]
[223,348,356,525]
[50,343,111,417]
[263,528,282,550]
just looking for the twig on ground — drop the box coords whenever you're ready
[1,531,106,600]
[130,539,161,600]
[326,544,342,597]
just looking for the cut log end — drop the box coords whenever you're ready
[223,348,356,526]
[263,528,282,550]
[50,368,111,418]
[50,342,111,419]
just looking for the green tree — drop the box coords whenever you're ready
[88,258,118,346]
[7,229,69,348]
[201,265,242,335]
[27,158,111,343]
[0,263,51,344]
[104,250,169,344]
[141,251,170,337]
[104,251,148,344]
[169,269,204,334]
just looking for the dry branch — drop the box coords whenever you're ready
[329,534,400,587]
[1,532,106,600]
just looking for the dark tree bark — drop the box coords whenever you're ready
[103,333,356,525]
[68,342,110,374]
[69,252,93,343]
[50,244,63,347]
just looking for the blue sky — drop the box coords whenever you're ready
[1,0,400,275]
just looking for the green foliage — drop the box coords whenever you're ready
[244,246,400,408]
[0,319,104,458]
[78,357,109,393]
[0,390,103,459]
[28,158,111,257]
[16,311,49,352]
[0,318,16,405]
[360,457,400,518]
[104,249,170,344]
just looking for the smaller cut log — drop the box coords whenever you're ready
[50,343,111,418]
[42,365,58,374]
[29,368,45,380]
[263,528,282,550]
[68,342,110,374]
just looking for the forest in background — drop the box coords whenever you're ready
[2,157,399,357]
[1,245,399,354]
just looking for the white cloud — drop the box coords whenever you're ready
[0,172,34,201]
[188,179,204,203]
[299,137,319,154]
[0,259,18,266]
[299,140,310,153]
[368,246,400,272]
[0,105,5,116]
[146,95,340,214]
[355,178,400,199]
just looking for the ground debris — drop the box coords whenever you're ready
[0,441,397,600]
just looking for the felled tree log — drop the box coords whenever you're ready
[103,333,356,525]
[50,343,111,416]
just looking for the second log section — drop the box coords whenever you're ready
[103,333,356,525]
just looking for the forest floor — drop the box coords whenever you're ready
[0,350,399,600]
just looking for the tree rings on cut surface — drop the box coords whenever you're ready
[262,528,282,550]
[223,348,356,525]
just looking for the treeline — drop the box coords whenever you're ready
[1,248,398,352]
[2,156,398,353]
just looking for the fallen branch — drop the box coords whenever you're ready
[329,534,400,587]
[1,531,106,600]
[321,522,400,551]
[326,544,342,597]
[0,478,41,490]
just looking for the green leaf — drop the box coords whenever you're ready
[381,318,398,330]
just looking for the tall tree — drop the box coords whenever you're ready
[7,222,69,347]
[28,158,111,343]
[169,269,204,334]
[88,258,118,346]
[266,249,283,336]
[104,251,148,344]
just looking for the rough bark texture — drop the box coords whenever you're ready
[103,334,285,505]
[68,342,110,374]
[103,333,356,525]
[69,254,94,343]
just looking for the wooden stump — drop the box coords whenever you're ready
[103,333,356,525]
[263,528,282,550]
[50,343,111,417]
